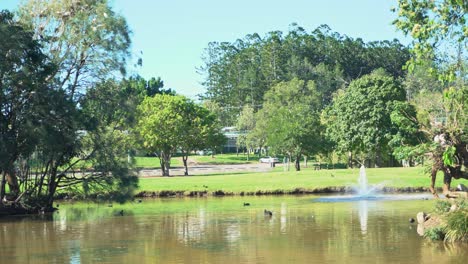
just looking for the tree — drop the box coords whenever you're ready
[136,94,224,176]
[324,70,406,167]
[178,102,224,175]
[18,0,132,99]
[236,104,256,159]
[0,10,56,200]
[123,76,174,97]
[0,0,137,212]
[393,0,468,197]
[393,0,466,82]
[200,24,409,126]
[256,78,323,171]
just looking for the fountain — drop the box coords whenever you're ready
[312,165,433,237]
[357,165,369,196]
[315,165,431,202]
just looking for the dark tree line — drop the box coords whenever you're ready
[200,24,410,125]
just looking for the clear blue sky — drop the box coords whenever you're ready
[1,0,409,99]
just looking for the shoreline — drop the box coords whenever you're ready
[134,186,441,198]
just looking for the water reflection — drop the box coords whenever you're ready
[280,202,287,234]
[358,200,368,235]
[0,196,465,263]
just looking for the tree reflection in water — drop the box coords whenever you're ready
[0,196,465,263]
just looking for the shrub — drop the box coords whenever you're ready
[424,227,445,241]
[455,199,467,211]
[444,210,468,242]
[434,200,451,214]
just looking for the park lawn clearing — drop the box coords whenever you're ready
[137,167,461,195]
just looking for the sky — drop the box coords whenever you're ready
[0,0,410,99]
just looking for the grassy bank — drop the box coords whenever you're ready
[136,167,462,197]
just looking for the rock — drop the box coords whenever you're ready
[417,224,425,236]
[450,204,458,212]
[449,191,468,198]
[416,212,427,224]
[424,214,431,221]
[456,184,468,191]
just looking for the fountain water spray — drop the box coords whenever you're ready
[358,165,369,196]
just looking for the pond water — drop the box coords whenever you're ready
[0,195,466,263]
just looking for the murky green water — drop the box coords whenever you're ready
[0,195,466,263]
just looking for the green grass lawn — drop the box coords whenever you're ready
[134,156,182,168]
[137,167,460,194]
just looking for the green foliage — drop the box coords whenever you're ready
[424,227,445,241]
[389,101,428,161]
[201,24,409,124]
[0,9,57,195]
[456,199,468,211]
[324,70,406,164]
[0,0,138,209]
[18,0,132,96]
[136,94,225,175]
[137,95,187,153]
[434,200,452,214]
[442,146,456,167]
[403,61,443,100]
[236,104,256,152]
[444,210,468,242]
[253,78,324,170]
[393,0,466,83]
[428,199,468,242]
[124,75,175,98]
[394,1,467,187]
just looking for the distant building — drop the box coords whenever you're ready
[221,126,246,153]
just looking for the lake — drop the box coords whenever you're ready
[0,195,466,263]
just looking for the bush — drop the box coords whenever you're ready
[456,199,467,211]
[424,227,445,241]
[444,210,468,242]
[434,200,452,214]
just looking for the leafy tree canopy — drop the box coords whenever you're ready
[393,0,467,196]
[324,70,406,166]
[255,78,324,171]
[136,94,224,176]
[200,24,409,125]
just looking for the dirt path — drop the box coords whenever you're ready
[138,163,274,177]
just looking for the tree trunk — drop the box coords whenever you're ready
[442,168,452,197]
[6,171,20,197]
[375,148,381,168]
[348,152,353,169]
[430,164,439,198]
[161,151,171,176]
[183,154,189,176]
[295,155,301,171]
[159,157,165,176]
[46,165,58,208]
[0,171,6,201]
